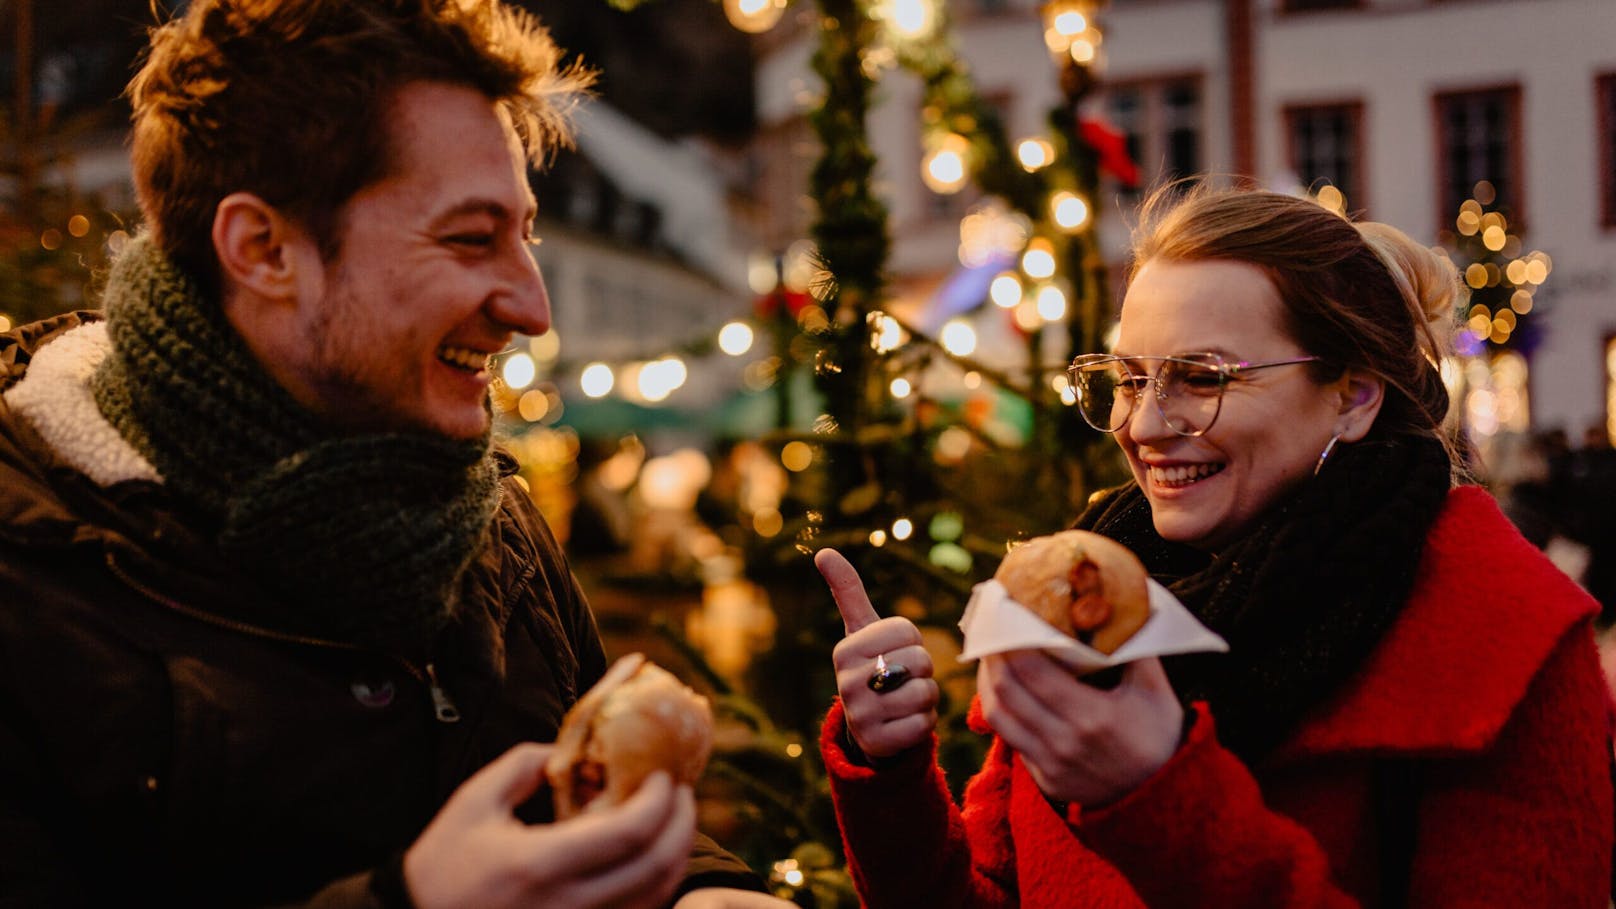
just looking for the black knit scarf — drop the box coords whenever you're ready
[1075,436,1453,764]
[90,234,500,656]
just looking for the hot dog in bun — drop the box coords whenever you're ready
[544,652,713,819]
[994,530,1149,655]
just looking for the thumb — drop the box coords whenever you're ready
[814,547,881,634]
[458,741,554,814]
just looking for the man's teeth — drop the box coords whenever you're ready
[1151,463,1225,488]
[438,346,490,372]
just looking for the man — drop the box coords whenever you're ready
[0,1,790,906]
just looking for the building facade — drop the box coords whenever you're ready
[748,0,1616,448]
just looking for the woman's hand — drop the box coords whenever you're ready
[978,651,1183,807]
[816,548,940,760]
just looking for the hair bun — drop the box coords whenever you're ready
[1355,221,1460,363]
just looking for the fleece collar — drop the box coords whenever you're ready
[1280,485,1598,759]
[2,320,160,487]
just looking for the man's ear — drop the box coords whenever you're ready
[1335,368,1385,443]
[211,192,314,302]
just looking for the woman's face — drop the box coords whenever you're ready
[1113,259,1347,551]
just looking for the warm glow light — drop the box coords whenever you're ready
[529,331,560,362]
[637,357,687,403]
[718,321,755,356]
[890,377,913,398]
[1021,239,1056,279]
[887,0,933,37]
[1050,191,1090,231]
[990,272,1023,308]
[517,390,549,422]
[0,315,11,333]
[962,371,981,389]
[1482,225,1506,252]
[1052,10,1087,35]
[67,215,90,238]
[748,251,780,294]
[753,508,784,537]
[1013,299,1043,331]
[940,319,977,356]
[1035,284,1067,321]
[1456,211,1480,236]
[1510,289,1534,313]
[501,352,536,389]
[579,362,614,398]
[1524,259,1548,285]
[781,441,814,472]
[1060,385,1078,405]
[1017,138,1054,172]
[923,134,970,194]
[1464,264,1488,290]
[1069,38,1096,64]
[871,312,907,353]
[723,0,785,33]
[1315,185,1345,214]
[869,529,888,547]
[892,518,914,541]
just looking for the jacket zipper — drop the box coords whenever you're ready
[104,550,462,723]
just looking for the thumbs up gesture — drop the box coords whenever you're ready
[815,548,940,760]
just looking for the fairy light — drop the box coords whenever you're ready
[1035,284,1067,321]
[718,321,755,356]
[501,352,536,390]
[723,0,785,33]
[892,518,914,541]
[990,273,1023,308]
[1050,191,1090,231]
[922,133,970,194]
[1021,238,1056,280]
[1016,138,1054,172]
[890,377,913,399]
[579,363,614,398]
[940,319,977,356]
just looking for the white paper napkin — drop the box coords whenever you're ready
[957,577,1228,671]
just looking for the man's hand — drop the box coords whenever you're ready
[978,651,1183,807]
[816,548,940,760]
[404,743,695,909]
[673,887,798,907]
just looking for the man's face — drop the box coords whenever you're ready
[297,80,549,439]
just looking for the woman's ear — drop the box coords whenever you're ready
[1334,369,1385,443]
[211,192,316,302]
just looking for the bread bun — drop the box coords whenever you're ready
[994,530,1149,655]
[544,653,713,819]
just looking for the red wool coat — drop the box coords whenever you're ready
[821,487,1613,907]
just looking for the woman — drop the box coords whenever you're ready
[815,186,1613,907]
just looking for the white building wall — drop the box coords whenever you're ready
[1258,0,1616,433]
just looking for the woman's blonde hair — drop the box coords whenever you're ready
[1129,183,1462,465]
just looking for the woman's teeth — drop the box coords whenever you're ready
[438,346,490,373]
[1150,463,1225,488]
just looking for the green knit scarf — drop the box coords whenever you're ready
[91,235,500,656]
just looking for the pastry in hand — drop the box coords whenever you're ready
[994,530,1150,655]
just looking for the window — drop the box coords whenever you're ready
[1599,74,1616,228]
[1104,75,1203,202]
[1279,0,1362,10]
[1285,102,1365,210]
[1435,86,1523,225]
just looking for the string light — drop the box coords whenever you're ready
[722,0,785,34]
[940,319,977,356]
[1016,138,1054,172]
[579,363,614,398]
[922,133,970,194]
[1021,238,1056,279]
[501,352,537,390]
[1050,191,1090,231]
[718,321,755,356]
[990,273,1023,308]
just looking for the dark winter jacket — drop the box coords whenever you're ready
[821,486,1613,907]
[0,313,756,906]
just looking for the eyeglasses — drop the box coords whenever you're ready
[1067,352,1323,437]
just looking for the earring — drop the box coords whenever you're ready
[1313,433,1343,477]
